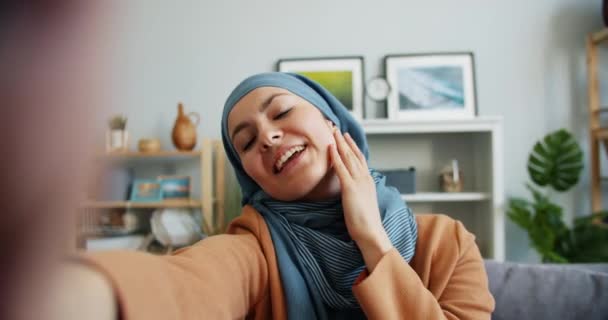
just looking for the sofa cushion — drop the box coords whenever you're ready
[484,260,608,320]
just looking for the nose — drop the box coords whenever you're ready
[260,124,282,151]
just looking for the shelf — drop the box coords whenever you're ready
[362,116,502,135]
[592,107,608,114]
[97,150,202,160]
[82,199,203,209]
[593,128,608,139]
[401,192,490,203]
[591,28,608,44]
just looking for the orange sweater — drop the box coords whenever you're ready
[84,206,495,319]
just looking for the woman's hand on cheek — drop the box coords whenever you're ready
[329,130,393,271]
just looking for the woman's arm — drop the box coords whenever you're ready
[352,221,495,320]
[76,233,268,320]
[352,229,393,273]
[47,262,117,320]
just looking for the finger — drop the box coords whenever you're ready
[329,143,352,185]
[333,130,359,176]
[344,133,368,169]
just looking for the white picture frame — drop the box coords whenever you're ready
[385,53,477,121]
[277,56,365,120]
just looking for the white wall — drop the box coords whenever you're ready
[104,0,605,262]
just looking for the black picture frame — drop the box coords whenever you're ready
[276,56,365,120]
[384,52,478,121]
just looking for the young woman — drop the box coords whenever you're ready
[75,72,494,320]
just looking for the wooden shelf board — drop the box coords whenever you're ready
[362,116,502,135]
[402,192,490,202]
[594,128,608,139]
[592,28,608,44]
[97,150,202,160]
[593,107,608,114]
[82,199,203,209]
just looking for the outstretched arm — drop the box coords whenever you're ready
[48,261,117,320]
[60,233,268,320]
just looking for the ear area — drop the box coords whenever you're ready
[325,119,337,131]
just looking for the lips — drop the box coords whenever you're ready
[273,144,306,174]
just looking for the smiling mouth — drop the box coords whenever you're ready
[273,145,306,174]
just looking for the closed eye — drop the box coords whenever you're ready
[241,108,291,152]
[274,108,292,120]
[243,137,255,151]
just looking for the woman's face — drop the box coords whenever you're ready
[227,86,340,201]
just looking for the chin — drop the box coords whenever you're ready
[268,183,316,202]
[296,170,337,201]
[263,174,322,202]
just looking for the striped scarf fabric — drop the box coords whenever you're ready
[253,170,417,314]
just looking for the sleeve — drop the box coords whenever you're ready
[80,233,268,320]
[351,226,495,320]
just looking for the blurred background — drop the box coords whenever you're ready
[100,0,604,262]
[4,1,608,319]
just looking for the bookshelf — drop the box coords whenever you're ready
[362,117,505,261]
[79,138,226,252]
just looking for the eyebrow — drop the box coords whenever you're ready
[230,92,289,141]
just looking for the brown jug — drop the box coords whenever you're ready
[172,102,200,151]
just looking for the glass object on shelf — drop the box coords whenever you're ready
[439,159,463,192]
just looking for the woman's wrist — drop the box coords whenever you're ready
[355,228,393,272]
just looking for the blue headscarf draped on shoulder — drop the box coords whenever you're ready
[221,72,417,319]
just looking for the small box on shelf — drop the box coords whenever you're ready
[378,167,416,194]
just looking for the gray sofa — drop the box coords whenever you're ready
[484,260,608,319]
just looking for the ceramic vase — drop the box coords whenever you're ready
[171,102,200,151]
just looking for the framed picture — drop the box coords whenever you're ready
[385,53,477,121]
[158,175,191,199]
[130,179,163,202]
[277,56,365,119]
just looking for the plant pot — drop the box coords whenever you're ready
[106,130,129,152]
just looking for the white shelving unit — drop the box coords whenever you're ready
[362,117,505,261]
[402,192,490,202]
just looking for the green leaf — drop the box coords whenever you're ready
[532,142,550,159]
[509,129,608,262]
[507,198,533,229]
[552,212,608,262]
[527,129,583,192]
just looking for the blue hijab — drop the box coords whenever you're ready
[221,72,417,319]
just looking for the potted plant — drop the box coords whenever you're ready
[106,114,128,152]
[508,129,608,263]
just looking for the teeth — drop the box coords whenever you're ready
[275,145,305,172]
